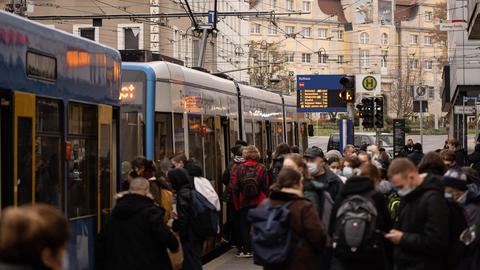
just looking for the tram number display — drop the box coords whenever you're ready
[296,74,347,113]
[119,81,143,105]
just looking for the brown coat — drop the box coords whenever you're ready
[264,191,327,270]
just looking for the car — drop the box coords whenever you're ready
[327,132,394,157]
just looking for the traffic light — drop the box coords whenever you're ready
[339,75,355,102]
[374,97,384,128]
[361,97,374,128]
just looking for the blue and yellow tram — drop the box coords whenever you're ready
[119,61,308,254]
[0,10,121,268]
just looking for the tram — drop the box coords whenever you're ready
[120,61,308,254]
[0,10,121,269]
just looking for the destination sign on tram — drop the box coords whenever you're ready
[296,74,347,113]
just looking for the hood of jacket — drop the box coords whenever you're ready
[340,176,374,196]
[402,173,443,202]
[167,168,193,191]
[112,194,157,220]
[466,184,480,204]
[233,155,245,163]
[269,190,301,202]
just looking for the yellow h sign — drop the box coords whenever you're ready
[362,76,377,91]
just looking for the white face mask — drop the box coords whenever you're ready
[342,167,353,178]
[308,163,318,175]
[397,186,414,197]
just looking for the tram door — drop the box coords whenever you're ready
[265,121,272,164]
[0,93,13,210]
[98,105,113,231]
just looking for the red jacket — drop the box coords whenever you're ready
[229,159,269,210]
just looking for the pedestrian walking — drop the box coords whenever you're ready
[230,145,269,258]
[0,204,70,270]
[447,139,467,167]
[385,158,449,270]
[342,156,361,179]
[249,168,327,270]
[329,174,393,270]
[442,149,461,170]
[407,143,424,165]
[402,138,414,156]
[304,147,343,200]
[269,143,291,185]
[98,177,179,270]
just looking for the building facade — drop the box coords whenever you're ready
[248,0,447,125]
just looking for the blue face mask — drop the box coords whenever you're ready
[444,192,453,200]
[342,167,353,178]
[307,163,318,175]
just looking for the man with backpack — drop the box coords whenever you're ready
[386,158,449,270]
[230,145,269,258]
[329,175,393,270]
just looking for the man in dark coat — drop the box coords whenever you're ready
[304,147,343,200]
[407,143,424,165]
[447,139,466,167]
[386,158,449,270]
[329,176,393,270]
[402,138,414,156]
[99,177,179,270]
[468,144,480,175]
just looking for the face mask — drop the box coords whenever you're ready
[342,167,353,178]
[307,163,318,175]
[444,192,453,200]
[456,192,467,205]
[397,186,414,197]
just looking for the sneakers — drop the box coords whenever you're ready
[235,251,253,258]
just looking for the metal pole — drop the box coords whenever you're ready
[476,97,479,144]
[420,101,424,146]
[463,98,466,150]
[197,28,209,67]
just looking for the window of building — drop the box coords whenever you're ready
[360,32,369,44]
[318,28,327,39]
[333,30,344,40]
[381,50,388,68]
[286,53,295,62]
[73,25,99,42]
[428,86,435,99]
[424,36,432,45]
[251,23,261,34]
[425,60,433,70]
[410,34,418,44]
[302,53,311,63]
[360,50,369,67]
[286,0,294,11]
[425,11,433,22]
[381,33,388,45]
[318,53,327,64]
[118,24,144,50]
[302,27,311,37]
[302,1,310,12]
[268,23,277,35]
[285,26,295,34]
[337,55,344,64]
[408,58,418,69]
[270,0,277,8]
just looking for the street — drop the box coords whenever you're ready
[309,135,476,154]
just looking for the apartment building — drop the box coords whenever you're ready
[248,0,447,123]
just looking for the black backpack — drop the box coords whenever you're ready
[236,164,260,199]
[333,191,378,261]
[269,158,284,185]
[190,190,219,238]
[446,200,468,269]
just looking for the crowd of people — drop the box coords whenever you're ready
[0,137,480,270]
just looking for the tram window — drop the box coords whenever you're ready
[155,113,173,174]
[35,99,63,209]
[229,118,238,148]
[254,121,263,158]
[173,113,185,154]
[188,114,204,169]
[294,122,300,147]
[67,104,98,218]
[17,117,33,205]
[203,116,215,181]
[287,122,293,146]
[99,124,111,221]
[276,123,284,144]
[245,120,253,146]
[120,111,143,165]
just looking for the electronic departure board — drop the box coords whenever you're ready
[296,74,348,112]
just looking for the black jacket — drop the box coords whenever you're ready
[455,149,467,167]
[394,174,449,270]
[98,194,179,270]
[407,150,424,165]
[329,176,393,270]
[467,151,480,166]
[313,169,344,201]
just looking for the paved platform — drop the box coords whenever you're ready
[204,249,261,270]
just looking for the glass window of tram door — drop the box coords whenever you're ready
[35,98,63,209]
[67,103,98,218]
[287,122,293,146]
[120,70,145,166]
[294,122,299,147]
[254,121,263,160]
[174,113,185,154]
[188,114,204,170]
[17,117,33,205]
[203,116,216,181]
[155,113,173,174]
[245,120,254,145]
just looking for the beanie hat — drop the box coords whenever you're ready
[443,169,468,191]
[325,150,342,161]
